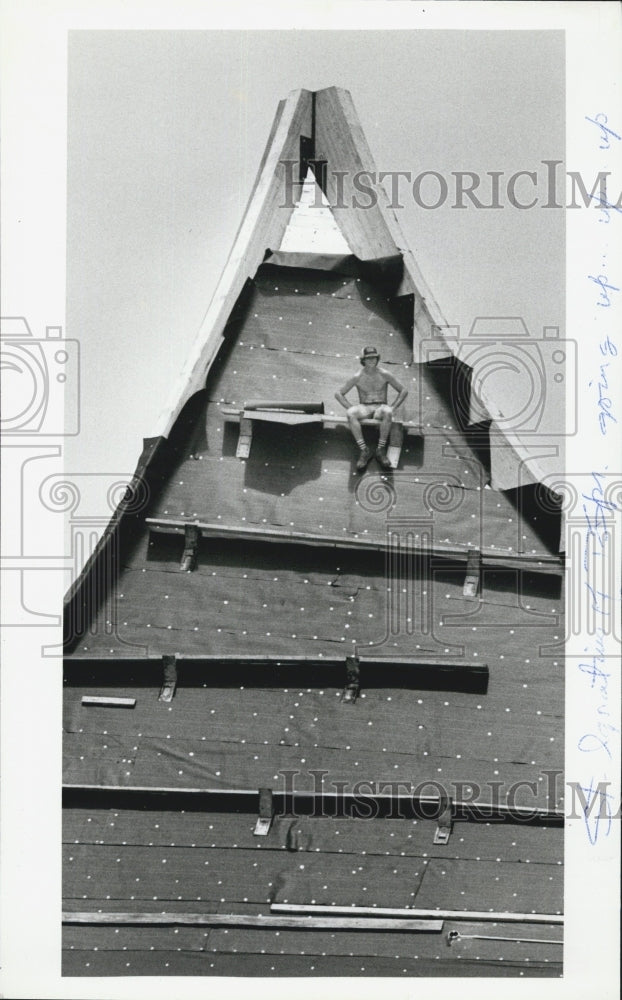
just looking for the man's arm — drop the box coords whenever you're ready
[385,371,408,410]
[335,375,358,410]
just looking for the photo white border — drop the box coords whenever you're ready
[1,2,620,998]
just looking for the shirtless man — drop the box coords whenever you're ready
[335,346,408,470]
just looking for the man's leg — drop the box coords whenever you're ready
[374,405,393,469]
[346,404,367,447]
[347,405,373,469]
[376,405,393,448]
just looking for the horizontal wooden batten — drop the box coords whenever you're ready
[221,406,423,432]
[81,696,136,708]
[222,406,419,466]
[271,903,563,926]
[62,784,564,824]
[64,652,487,672]
[146,517,563,573]
[62,911,443,932]
[64,651,489,697]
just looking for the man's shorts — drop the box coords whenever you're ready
[350,403,392,420]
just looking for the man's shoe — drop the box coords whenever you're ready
[356,446,372,471]
[375,446,393,470]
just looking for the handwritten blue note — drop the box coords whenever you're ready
[588,273,619,307]
[578,113,621,845]
[585,113,622,151]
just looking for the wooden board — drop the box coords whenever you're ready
[63,911,442,931]
[82,696,136,708]
[314,87,403,263]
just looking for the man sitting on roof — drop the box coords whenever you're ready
[335,346,408,471]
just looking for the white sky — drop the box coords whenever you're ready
[65,29,565,485]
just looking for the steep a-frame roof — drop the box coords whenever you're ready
[63,86,564,979]
[65,85,566,641]
[152,86,555,493]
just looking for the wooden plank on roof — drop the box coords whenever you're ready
[272,903,563,925]
[63,911,443,931]
[314,87,450,356]
[81,696,136,708]
[145,516,563,571]
[62,915,561,963]
[63,759,563,816]
[314,87,398,262]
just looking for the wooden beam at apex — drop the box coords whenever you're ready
[314,86,450,358]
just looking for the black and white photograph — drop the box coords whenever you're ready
[1,2,620,998]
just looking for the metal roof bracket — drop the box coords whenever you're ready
[180,524,200,572]
[386,421,405,469]
[463,549,481,601]
[236,416,254,459]
[433,796,454,845]
[159,653,178,703]
[254,787,274,836]
[342,654,360,704]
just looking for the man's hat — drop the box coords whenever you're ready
[360,346,380,363]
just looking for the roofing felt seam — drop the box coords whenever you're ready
[61,950,561,977]
[62,844,562,912]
